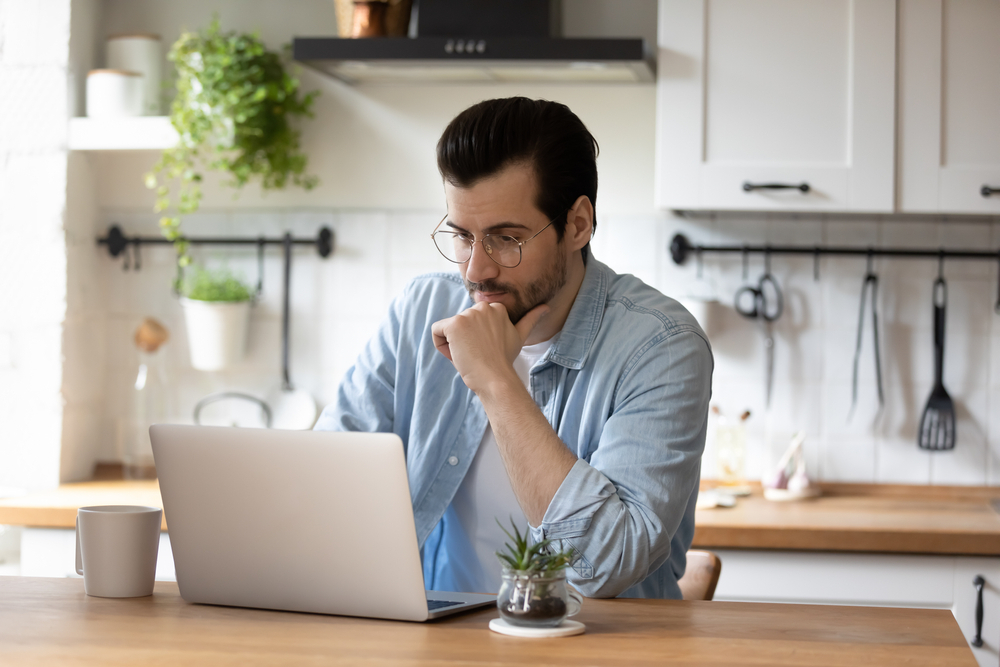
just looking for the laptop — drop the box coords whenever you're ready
[150,424,496,621]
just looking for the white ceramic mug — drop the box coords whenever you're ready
[75,505,162,598]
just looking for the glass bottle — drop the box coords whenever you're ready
[127,318,172,479]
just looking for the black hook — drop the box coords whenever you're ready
[256,237,266,299]
[122,243,131,271]
[995,251,1000,315]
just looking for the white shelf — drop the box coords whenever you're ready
[68,116,177,151]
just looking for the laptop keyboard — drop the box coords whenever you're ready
[427,599,465,611]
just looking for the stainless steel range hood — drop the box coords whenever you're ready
[292,36,654,84]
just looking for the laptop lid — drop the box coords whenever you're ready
[150,424,492,622]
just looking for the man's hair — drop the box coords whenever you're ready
[436,97,599,243]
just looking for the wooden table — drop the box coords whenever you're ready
[0,576,977,666]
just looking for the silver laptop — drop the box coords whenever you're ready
[150,424,496,621]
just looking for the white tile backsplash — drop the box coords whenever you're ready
[39,206,993,488]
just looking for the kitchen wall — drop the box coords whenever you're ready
[11,0,1000,489]
[0,0,75,492]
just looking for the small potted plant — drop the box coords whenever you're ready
[179,267,253,371]
[495,519,581,628]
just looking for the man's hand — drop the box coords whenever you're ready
[431,302,549,394]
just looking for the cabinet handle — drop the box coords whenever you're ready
[971,575,985,648]
[743,181,810,193]
[981,186,1000,198]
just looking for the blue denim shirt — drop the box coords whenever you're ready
[315,256,713,599]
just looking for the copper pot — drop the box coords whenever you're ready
[334,0,412,38]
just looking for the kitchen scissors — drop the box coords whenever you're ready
[735,254,783,407]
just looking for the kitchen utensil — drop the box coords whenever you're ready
[849,252,884,420]
[735,257,783,407]
[268,233,317,430]
[918,274,956,450]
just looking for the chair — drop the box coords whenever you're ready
[678,550,722,601]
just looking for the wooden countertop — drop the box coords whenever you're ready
[3,478,1000,556]
[0,480,167,530]
[0,577,976,666]
[694,482,1000,556]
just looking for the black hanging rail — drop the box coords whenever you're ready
[669,233,1000,266]
[97,224,335,270]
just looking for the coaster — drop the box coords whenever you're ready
[488,618,586,638]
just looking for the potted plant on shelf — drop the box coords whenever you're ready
[179,267,253,371]
[146,17,318,270]
[495,519,581,628]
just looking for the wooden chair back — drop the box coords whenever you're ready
[678,550,722,601]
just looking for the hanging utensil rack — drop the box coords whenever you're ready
[670,232,1000,313]
[97,224,335,271]
[670,233,999,266]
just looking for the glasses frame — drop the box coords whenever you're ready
[430,214,558,269]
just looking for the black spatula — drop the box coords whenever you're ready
[918,277,955,450]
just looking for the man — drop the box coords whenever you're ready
[315,97,712,599]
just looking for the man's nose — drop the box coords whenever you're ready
[465,238,500,284]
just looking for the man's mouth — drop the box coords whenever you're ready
[474,291,507,302]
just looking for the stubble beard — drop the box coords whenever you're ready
[464,248,568,324]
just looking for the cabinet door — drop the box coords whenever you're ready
[655,0,896,212]
[952,558,1000,667]
[898,0,1000,214]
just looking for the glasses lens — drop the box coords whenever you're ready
[483,235,521,268]
[433,231,472,264]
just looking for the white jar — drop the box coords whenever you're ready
[106,34,162,116]
[86,69,144,118]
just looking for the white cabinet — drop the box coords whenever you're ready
[655,0,897,213]
[714,549,999,667]
[898,0,1000,214]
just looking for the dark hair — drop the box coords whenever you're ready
[436,97,599,244]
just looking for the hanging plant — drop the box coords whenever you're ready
[146,18,319,268]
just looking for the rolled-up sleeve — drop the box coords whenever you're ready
[529,328,712,598]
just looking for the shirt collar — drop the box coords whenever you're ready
[545,254,609,370]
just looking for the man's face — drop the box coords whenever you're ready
[443,162,568,324]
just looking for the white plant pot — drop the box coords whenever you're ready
[180,298,251,371]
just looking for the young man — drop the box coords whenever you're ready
[315,97,712,599]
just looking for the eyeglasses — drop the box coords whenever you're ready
[430,214,557,269]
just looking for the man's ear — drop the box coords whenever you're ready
[564,195,594,252]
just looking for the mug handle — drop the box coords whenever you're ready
[75,515,83,576]
[566,584,583,617]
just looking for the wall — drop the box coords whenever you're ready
[0,0,73,492]
[45,0,1000,488]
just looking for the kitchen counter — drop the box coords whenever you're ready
[3,479,1000,556]
[0,576,977,666]
[694,482,1000,556]
[0,479,166,530]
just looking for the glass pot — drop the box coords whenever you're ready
[497,567,583,627]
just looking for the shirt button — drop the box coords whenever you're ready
[447,456,459,466]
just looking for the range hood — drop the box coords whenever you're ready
[292,36,654,84]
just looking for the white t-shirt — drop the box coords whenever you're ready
[449,338,554,594]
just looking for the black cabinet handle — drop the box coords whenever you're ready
[743,181,810,193]
[981,186,1000,198]
[971,575,985,648]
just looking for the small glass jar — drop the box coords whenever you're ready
[497,567,582,628]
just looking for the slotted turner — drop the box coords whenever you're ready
[918,276,955,450]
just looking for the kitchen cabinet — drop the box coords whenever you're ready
[714,549,999,667]
[654,0,897,213]
[898,0,1000,214]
